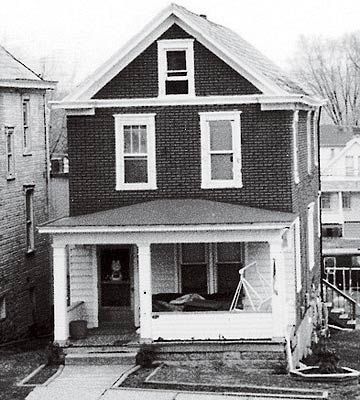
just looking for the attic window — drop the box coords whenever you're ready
[158,39,195,97]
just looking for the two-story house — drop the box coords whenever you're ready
[321,124,360,306]
[0,45,56,343]
[40,4,323,367]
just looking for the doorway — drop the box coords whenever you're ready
[98,246,134,327]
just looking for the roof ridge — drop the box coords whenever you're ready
[0,44,43,81]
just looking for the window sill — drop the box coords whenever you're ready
[26,249,35,256]
[201,182,243,190]
[115,184,158,191]
[23,152,32,157]
[6,175,15,181]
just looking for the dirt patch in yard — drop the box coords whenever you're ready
[0,338,49,400]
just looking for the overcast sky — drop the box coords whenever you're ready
[1,0,360,86]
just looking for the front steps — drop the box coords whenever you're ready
[326,303,356,330]
[64,345,139,365]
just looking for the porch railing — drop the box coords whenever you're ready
[325,266,360,305]
[322,279,357,321]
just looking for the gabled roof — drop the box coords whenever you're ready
[0,45,56,89]
[40,199,296,232]
[323,137,360,174]
[320,125,355,148]
[63,3,310,102]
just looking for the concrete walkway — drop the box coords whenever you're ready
[25,365,326,400]
[25,365,131,400]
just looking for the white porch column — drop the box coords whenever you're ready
[137,243,152,341]
[53,244,69,344]
[338,191,344,225]
[270,238,288,338]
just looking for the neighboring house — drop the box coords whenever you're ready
[0,45,56,342]
[320,124,360,305]
[49,108,69,219]
[40,4,323,367]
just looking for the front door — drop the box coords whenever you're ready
[98,246,134,326]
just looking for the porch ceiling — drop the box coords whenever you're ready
[41,199,295,230]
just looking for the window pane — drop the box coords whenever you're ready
[124,157,147,183]
[23,101,28,125]
[217,242,242,262]
[321,194,331,209]
[25,192,32,220]
[342,192,351,209]
[181,243,206,263]
[124,126,131,153]
[165,80,188,95]
[6,133,12,153]
[7,155,12,174]
[217,264,241,295]
[140,126,147,153]
[211,154,233,180]
[209,120,232,151]
[181,264,207,294]
[345,155,354,176]
[167,50,186,71]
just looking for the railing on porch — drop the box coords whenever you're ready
[322,279,357,321]
[324,266,360,305]
[230,261,272,312]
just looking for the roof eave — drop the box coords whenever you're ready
[0,79,57,90]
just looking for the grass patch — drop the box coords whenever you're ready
[0,338,49,400]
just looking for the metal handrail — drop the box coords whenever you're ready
[322,278,357,321]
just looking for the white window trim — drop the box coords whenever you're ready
[22,96,31,155]
[199,111,242,189]
[5,126,15,180]
[293,217,302,292]
[317,194,321,238]
[313,109,319,167]
[157,39,195,98]
[293,111,299,184]
[114,113,157,191]
[25,187,35,253]
[307,111,312,174]
[307,202,315,270]
[0,295,6,320]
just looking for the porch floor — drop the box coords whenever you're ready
[68,323,139,347]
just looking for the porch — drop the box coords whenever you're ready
[39,199,297,345]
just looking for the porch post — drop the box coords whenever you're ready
[137,243,152,341]
[270,238,287,338]
[53,243,69,344]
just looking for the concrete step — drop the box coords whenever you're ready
[65,351,137,365]
[330,307,345,313]
[64,345,139,354]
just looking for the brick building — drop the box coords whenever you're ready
[0,45,56,342]
[41,4,324,368]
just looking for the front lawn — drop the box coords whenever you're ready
[0,339,49,400]
[121,329,360,400]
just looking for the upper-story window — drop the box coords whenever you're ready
[157,39,195,97]
[25,186,35,253]
[114,113,156,190]
[199,111,242,189]
[321,193,331,209]
[22,96,31,154]
[342,192,351,209]
[292,111,299,184]
[5,126,15,180]
[307,111,312,174]
[345,155,354,176]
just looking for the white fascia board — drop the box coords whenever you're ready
[323,248,360,255]
[51,94,323,110]
[0,79,57,90]
[38,221,293,235]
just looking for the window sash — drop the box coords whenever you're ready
[200,111,242,188]
[5,127,15,178]
[25,189,34,252]
[22,98,31,153]
[342,192,351,209]
[321,194,331,209]
[114,114,156,190]
[345,156,354,176]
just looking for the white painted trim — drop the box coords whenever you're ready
[323,248,360,255]
[313,109,319,167]
[66,108,95,116]
[292,217,302,293]
[0,79,57,90]
[306,111,312,175]
[200,111,242,189]
[293,111,299,184]
[157,39,195,97]
[114,113,157,191]
[39,221,293,235]
[91,246,98,328]
[52,94,325,110]
[307,202,315,270]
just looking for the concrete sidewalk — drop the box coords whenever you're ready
[25,365,327,400]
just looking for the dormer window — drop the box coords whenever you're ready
[158,39,195,97]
